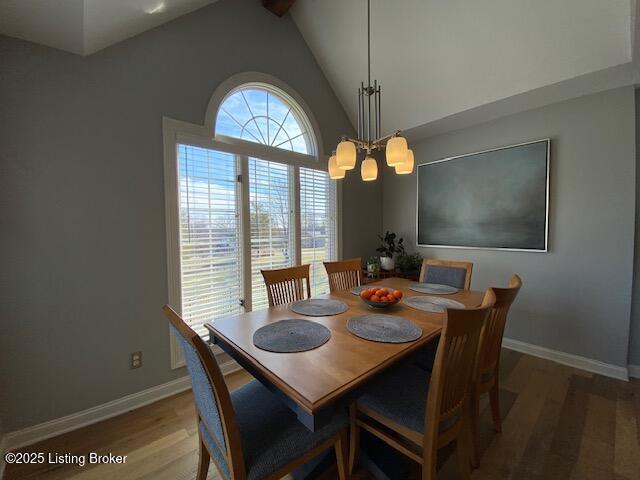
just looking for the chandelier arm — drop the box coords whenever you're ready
[344,137,368,150]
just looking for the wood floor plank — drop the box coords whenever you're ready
[500,353,539,394]
[546,374,590,462]
[632,379,640,446]
[66,429,191,480]
[475,368,552,478]
[476,388,518,461]
[614,383,640,479]
[570,393,616,480]
[498,349,522,381]
[4,353,636,480]
[510,397,562,480]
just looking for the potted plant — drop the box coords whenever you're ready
[396,252,423,273]
[376,231,404,271]
[366,256,381,276]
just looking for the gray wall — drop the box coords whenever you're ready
[383,87,636,368]
[630,89,640,367]
[0,0,380,431]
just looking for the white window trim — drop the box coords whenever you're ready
[163,74,342,369]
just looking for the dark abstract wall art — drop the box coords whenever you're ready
[417,139,550,251]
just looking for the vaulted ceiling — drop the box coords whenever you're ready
[291,0,638,136]
[0,0,637,136]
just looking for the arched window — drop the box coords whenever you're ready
[214,84,316,155]
[164,74,339,367]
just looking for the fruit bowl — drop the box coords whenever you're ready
[359,287,403,309]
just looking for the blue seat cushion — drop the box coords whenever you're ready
[358,363,457,434]
[423,265,467,289]
[200,379,348,480]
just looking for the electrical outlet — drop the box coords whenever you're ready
[130,351,142,369]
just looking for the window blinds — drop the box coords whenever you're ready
[300,167,338,296]
[176,146,337,329]
[177,144,243,336]
[249,157,294,310]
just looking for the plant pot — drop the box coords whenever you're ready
[380,256,395,271]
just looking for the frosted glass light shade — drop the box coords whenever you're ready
[361,156,378,181]
[328,154,345,179]
[386,135,408,166]
[395,149,414,174]
[336,140,356,170]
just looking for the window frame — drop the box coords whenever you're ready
[163,75,342,369]
[214,83,316,155]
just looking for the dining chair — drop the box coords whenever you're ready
[348,290,496,480]
[261,264,312,307]
[418,259,473,290]
[469,274,522,467]
[163,305,350,480]
[323,258,362,293]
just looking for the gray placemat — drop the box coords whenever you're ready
[350,285,395,295]
[403,296,465,313]
[253,319,331,353]
[290,298,348,316]
[410,283,459,294]
[347,314,422,343]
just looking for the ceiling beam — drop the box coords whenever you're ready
[262,0,296,17]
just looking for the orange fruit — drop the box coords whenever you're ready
[377,288,388,296]
[360,290,372,299]
[380,296,389,303]
[392,290,403,299]
[387,293,396,301]
[370,295,380,303]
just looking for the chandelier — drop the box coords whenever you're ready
[328,0,414,182]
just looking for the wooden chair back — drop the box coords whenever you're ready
[419,258,473,290]
[324,258,362,293]
[261,264,312,307]
[476,274,522,385]
[423,290,495,456]
[162,305,246,479]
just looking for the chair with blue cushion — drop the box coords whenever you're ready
[261,264,312,307]
[409,275,523,468]
[418,259,473,290]
[411,258,474,381]
[163,305,350,480]
[348,290,495,480]
[468,274,522,467]
[324,258,362,293]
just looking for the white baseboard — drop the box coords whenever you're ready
[219,358,242,376]
[628,364,640,379]
[3,376,192,453]
[502,337,629,381]
[2,356,242,455]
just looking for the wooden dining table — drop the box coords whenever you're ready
[205,277,485,432]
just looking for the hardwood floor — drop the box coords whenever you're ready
[4,350,640,480]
